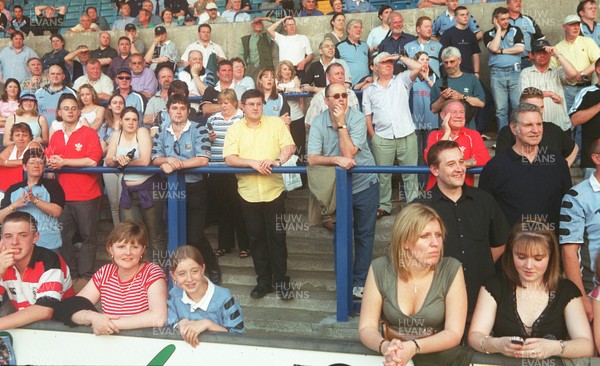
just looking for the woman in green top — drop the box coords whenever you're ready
[359,203,471,366]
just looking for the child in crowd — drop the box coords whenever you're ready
[168,246,244,347]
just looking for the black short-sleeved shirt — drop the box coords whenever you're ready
[302,61,327,88]
[495,122,576,159]
[165,0,190,14]
[440,26,481,74]
[91,47,118,74]
[478,147,572,231]
[484,274,581,340]
[569,84,600,168]
[420,185,510,316]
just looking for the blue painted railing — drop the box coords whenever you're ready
[53,164,482,322]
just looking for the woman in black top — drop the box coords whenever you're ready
[468,223,594,360]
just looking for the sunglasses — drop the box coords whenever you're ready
[117,76,132,80]
[327,92,348,99]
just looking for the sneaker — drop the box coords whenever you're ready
[353,286,364,299]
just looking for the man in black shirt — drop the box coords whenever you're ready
[496,87,578,166]
[422,140,509,322]
[440,6,481,75]
[480,103,572,232]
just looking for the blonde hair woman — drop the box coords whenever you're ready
[359,203,471,366]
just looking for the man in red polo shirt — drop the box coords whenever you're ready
[47,94,102,283]
[0,212,74,329]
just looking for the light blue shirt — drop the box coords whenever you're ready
[560,174,600,291]
[307,108,378,194]
[432,9,481,37]
[343,0,376,13]
[0,45,38,83]
[167,280,244,334]
[404,39,442,77]
[151,120,211,183]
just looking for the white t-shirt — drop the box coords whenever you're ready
[273,33,313,66]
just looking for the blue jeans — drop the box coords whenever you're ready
[351,181,379,287]
[564,84,586,156]
[490,67,521,131]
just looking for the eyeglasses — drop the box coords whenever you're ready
[117,76,132,80]
[61,106,78,112]
[327,93,348,99]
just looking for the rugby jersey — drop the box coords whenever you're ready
[0,246,74,310]
[93,262,166,316]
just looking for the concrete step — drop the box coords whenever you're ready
[242,307,358,341]
[228,283,337,312]
[221,266,336,291]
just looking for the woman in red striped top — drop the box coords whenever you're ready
[67,222,168,335]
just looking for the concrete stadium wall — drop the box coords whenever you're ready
[1,0,582,84]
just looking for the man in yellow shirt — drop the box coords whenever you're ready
[224,89,296,299]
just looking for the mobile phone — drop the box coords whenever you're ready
[206,122,213,131]
[440,86,448,92]
[510,336,524,346]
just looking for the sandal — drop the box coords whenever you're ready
[239,250,250,258]
[215,249,227,257]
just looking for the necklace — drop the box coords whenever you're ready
[119,264,143,292]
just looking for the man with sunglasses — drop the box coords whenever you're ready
[362,52,423,217]
[114,68,145,115]
[130,53,158,99]
[152,94,222,284]
[0,148,65,251]
[307,82,379,300]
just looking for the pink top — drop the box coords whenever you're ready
[0,100,18,134]
[92,262,166,316]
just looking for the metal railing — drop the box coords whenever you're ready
[50,164,482,322]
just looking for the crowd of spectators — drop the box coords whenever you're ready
[1,0,600,363]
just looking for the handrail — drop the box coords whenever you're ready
[48,164,483,322]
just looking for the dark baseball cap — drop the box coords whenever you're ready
[155,25,167,35]
[531,39,551,53]
[125,23,136,31]
[117,67,132,76]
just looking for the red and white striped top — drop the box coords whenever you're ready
[93,262,166,316]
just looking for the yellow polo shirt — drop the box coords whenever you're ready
[551,36,600,71]
[223,116,295,203]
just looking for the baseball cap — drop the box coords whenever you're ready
[155,25,167,35]
[19,90,37,102]
[531,39,551,53]
[563,15,581,25]
[125,23,137,31]
[117,67,132,76]
[206,3,218,10]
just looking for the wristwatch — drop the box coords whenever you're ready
[274,158,282,166]
[463,95,468,102]
[337,125,347,130]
